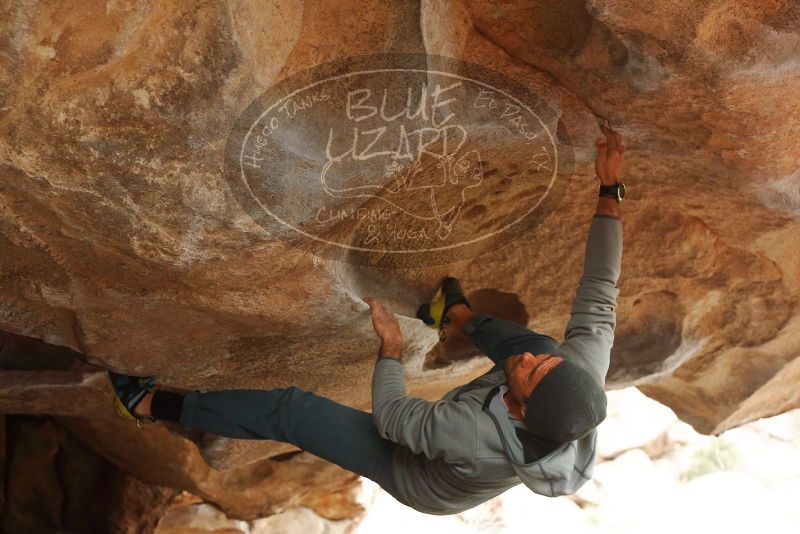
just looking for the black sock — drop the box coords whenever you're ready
[150,390,185,423]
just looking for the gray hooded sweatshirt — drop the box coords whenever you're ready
[371,215,622,515]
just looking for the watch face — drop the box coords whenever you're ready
[618,183,626,200]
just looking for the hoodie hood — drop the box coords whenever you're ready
[482,383,597,497]
[487,384,526,464]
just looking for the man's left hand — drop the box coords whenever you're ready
[365,298,403,359]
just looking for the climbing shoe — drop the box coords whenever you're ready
[416,277,471,338]
[109,371,156,428]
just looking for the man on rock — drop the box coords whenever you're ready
[110,121,625,515]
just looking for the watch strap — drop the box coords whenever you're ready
[598,182,625,201]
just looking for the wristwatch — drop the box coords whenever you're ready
[598,182,626,202]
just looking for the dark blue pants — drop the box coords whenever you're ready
[177,314,559,497]
[464,314,559,373]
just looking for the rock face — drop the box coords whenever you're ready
[0,415,176,533]
[1,0,799,524]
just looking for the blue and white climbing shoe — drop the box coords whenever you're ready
[109,371,156,428]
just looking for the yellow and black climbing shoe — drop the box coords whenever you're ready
[416,277,471,337]
[109,371,156,428]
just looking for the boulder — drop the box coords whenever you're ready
[1,0,798,522]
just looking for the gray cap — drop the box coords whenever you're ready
[523,360,607,443]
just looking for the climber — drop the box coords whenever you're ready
[109,120,625,515]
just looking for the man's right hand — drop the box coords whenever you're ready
[365,298,404,359]
[595,119,625,186]
[594,119,625,218]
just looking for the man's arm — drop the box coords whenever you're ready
[553,212,622,383]
[595,196,620,218]
[553,121,625,384]
[371,358,477,463]
[364,299,477,464]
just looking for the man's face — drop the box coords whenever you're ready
[503,352,559,416]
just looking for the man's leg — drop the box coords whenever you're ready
[148,387,399,497]
[446,305,560,370]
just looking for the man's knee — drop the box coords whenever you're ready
[282,385,311,400]
[271,385,310,413]
[273,386,314,437]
